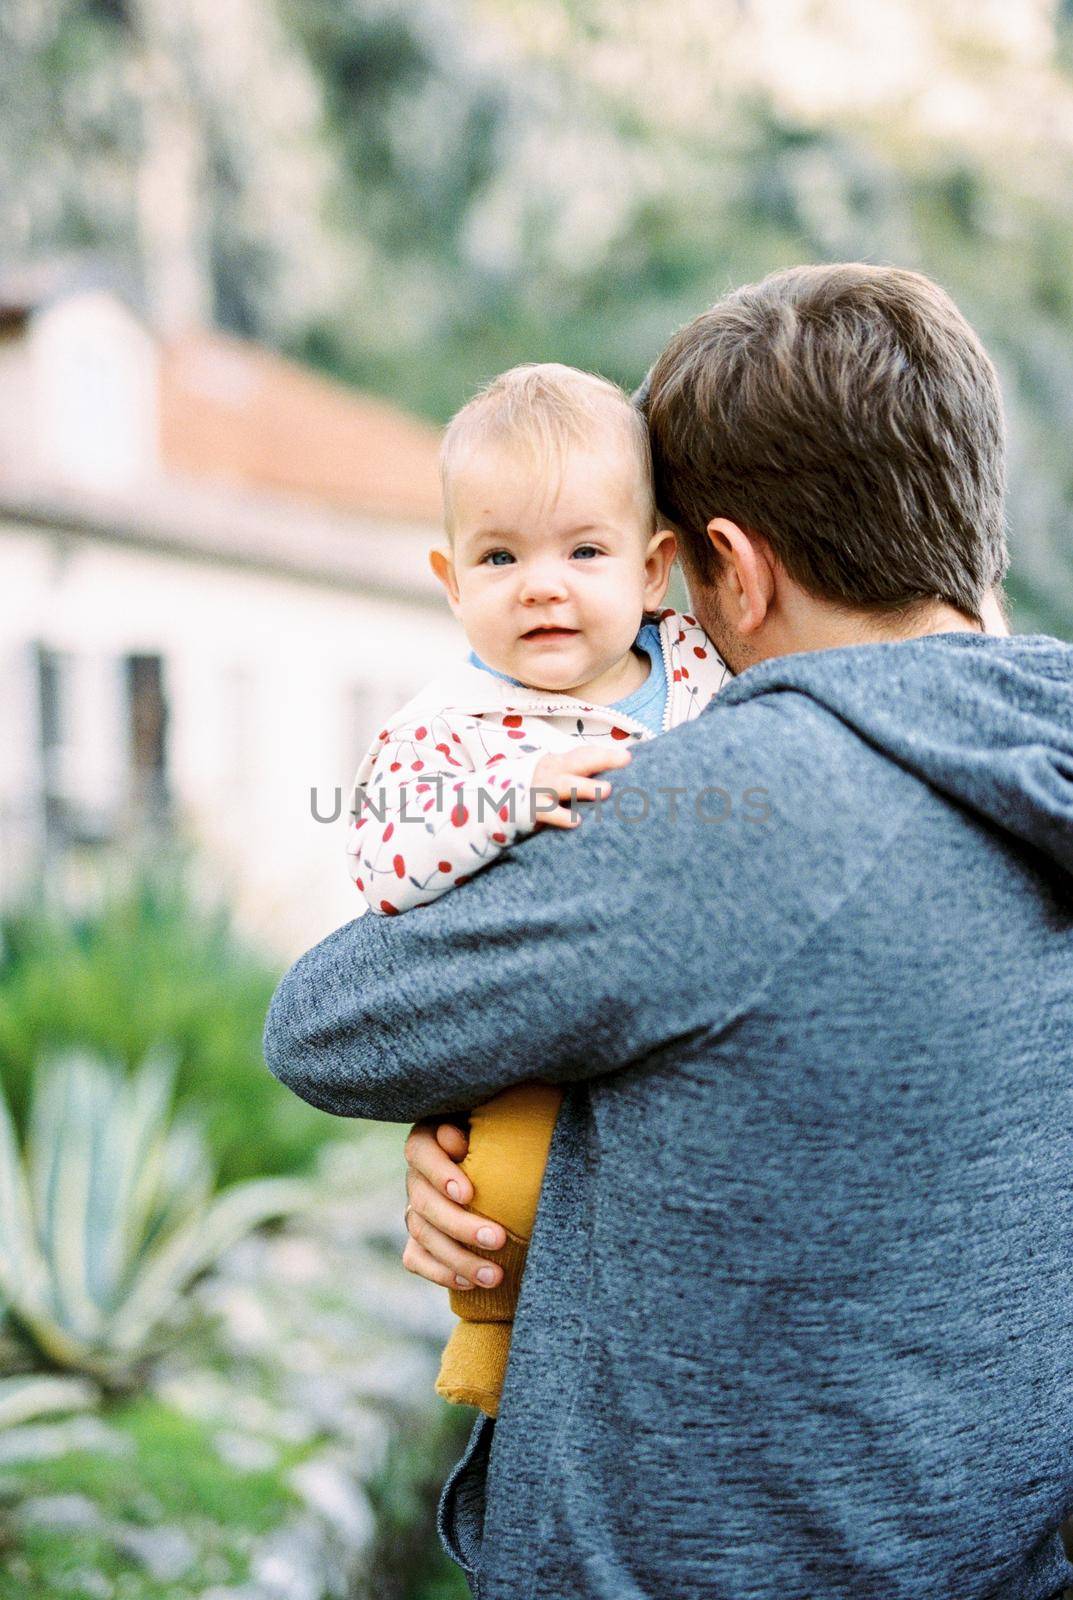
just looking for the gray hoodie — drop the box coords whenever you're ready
[264,631,1073,1600]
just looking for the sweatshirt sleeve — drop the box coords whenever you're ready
[346,719,547,916]
[264,712,836,1126]
[267,738,700,1123]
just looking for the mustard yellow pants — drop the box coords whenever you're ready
[435,1081,563,1417]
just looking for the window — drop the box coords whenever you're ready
[125,654,170,820]
[86,0,131,28]
[36,644,69,840]
[34,646,171,850]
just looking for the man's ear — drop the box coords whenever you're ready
[980,588,1011,636]
[642,528,678,610]
[429,546,462,618]
[705,517,775,635]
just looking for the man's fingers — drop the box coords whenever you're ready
[407,1173,505,1256]
[402,1234,469,1290]
[435,1122,469,1160]
[405,1121,472,1205]
[405,1186,505,1288]
[408,1213,503,1289]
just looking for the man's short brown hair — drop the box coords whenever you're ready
[638,264,1008,619]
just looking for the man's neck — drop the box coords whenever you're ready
[743,593,983,672]
[794,597,980,651]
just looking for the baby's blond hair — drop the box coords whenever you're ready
[440,362,656,537]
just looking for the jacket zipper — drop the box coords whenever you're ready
[486,617,678,741]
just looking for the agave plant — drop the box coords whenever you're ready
[0,1373,97,1429]
[0,1049,312,1386]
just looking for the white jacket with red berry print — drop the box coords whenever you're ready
[346,609,730,916]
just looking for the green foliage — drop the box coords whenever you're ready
[0,878,330,1183]
[284,0,503,249]
[87,1396,308,1531]
[0,1394,312,1598]
[0,1050,310,1385]
[279,10,1073,634]
[366,1403,475,1600]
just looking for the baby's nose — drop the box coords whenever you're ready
[520,564,568,601]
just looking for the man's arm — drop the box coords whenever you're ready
[264,783,678,1124]
[264,716,817,1126]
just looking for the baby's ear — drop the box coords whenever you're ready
[429,546,462,613]
[643,528,678,608]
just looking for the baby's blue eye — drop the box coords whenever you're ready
[482,550,515,566]
[572,545,601,560]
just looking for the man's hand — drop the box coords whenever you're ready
[403,1121,508,1291]
[530,744,632,829]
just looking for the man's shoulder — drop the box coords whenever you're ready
[634,676,869,781]
[617,679,912,878]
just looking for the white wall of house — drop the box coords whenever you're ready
[0,516,462,960]
[0,291,160,492]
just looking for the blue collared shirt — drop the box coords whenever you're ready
[468,622,667,736]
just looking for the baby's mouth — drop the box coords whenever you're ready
[521,626,578,641]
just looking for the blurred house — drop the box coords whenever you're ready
[0,260,461,957]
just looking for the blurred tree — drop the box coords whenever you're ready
[1,0,1070,632]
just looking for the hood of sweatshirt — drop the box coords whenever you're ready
[714,631,1073,876]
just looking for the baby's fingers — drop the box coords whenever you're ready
[560,743,633,775]
[534,802,583,830]
[557,775,611,804]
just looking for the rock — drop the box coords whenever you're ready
[15,1493,105,1530]
[281,1370,356,1429]
[197,1587,272,1600]
[197,1282,275,1349]
[127,1154,464,1596]
[263,1236,323,1285]
[112,1523,198,1581]
[340,1411,392,1479]
[0,1416,132,1466]
[213,1430,280,1473]
[354,1258,456,1340]
[347,1347,436,1405]
[55,1568,114,1597]
[250,1516,338,1600]
[153,1370,315,1445]
[287,1456,375,1547]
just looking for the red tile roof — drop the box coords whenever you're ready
[158,329,444,526]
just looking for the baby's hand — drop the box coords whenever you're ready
[530,744,632,830]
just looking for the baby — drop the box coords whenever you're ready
[346,363,731,1416]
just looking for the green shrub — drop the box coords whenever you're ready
[0,1050,311,1386]
[0,876,332,1182]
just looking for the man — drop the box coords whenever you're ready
[264,264,1073,1599]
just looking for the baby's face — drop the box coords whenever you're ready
[436,436,669,697]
